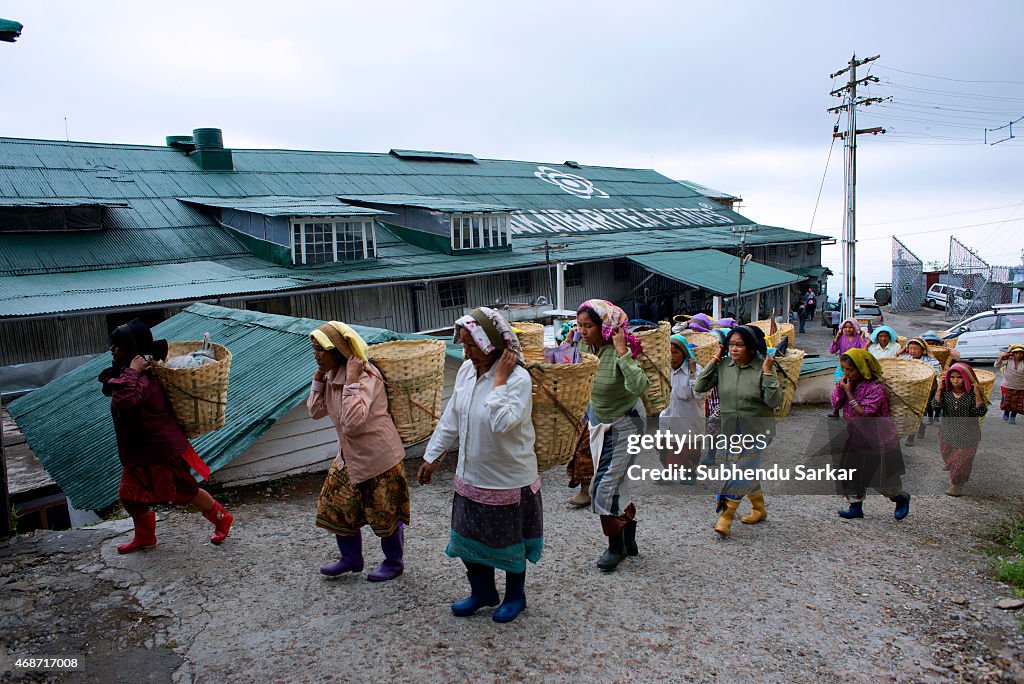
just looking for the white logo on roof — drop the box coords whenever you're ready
[534,166,609,199]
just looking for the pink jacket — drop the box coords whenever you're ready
[307,363,405,484]
[829,318,869,356]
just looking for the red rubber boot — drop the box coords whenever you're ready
[203,502,234,545]
[117,511,157,554]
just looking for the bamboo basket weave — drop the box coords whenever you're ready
[772,349,805,419]
[928,344,951,369]
[634,321,671,416]
[975,369,996,426]
[515,322,545,350]
[152,341,231,438]
[367,339,446,445]
[877,357,936,437]
[680,331,721,367]
[750,320,795,349]
[528,352,599,472]
[896,335,907,351]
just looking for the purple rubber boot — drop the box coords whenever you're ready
[320,533,364,577]
[367,523,404,582]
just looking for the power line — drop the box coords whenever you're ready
[854,217,1024,241]
[875,65,1024,86]
[808,115,841,233]
[874,81,1024,103]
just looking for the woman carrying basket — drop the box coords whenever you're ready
[659,335,703,479]
[695,325,781,537]
[827,319,869,418]
[99,319,234,554]
[899,338,945,446]
[308,322,409,582]
[417,308,541,623]
[933,362,988,496]
[832,349,911,520]
[998,344,1024,424]
[574,299,649,571]
[866,326,901,359]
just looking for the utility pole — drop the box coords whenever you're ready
[828,53,884,321]
[732,224,757,322]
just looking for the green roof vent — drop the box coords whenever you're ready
[165,135,195,152]
[389,149,477,162]
[189,128,233,171]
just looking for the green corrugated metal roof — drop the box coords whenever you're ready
[339,194,515,213]
[0,197,129,207]
[180,196,391,217]
[389,149,477,161]
[791,266,833,278]
[629,249,801,296]
[800,356,838,375]
[6,303,435,511]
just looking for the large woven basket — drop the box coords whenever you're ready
[750,320,795,349]
[928,344,951,369]
[528,352,599,472]
[680,331,721,367]
[877,357,936,437]
[152,341,231,438]
[634,321,671,416]
[515,322,545,350]
[975,369,996,426]
[772,349,805,419]
[367,339,446,445]
[896,335,907,351]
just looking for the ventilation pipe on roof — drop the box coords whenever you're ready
[185,128,233,171]
[166,135,196,153]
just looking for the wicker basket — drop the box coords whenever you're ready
[975,369,996,426]
[528,352,600,472]
[928,344,951,369]
[896,335,907,351]
[515,322,545,350]
[680,331,721,367]
[877,357,936,437]
[634,321,671,416]
[152,341,232,439]
[772,349,805,419]
[750,320,795,349]
[367,339,446,445]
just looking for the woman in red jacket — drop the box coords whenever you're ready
[99,319,234,553]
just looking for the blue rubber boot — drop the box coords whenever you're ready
[837,501,864,519]
[493,570,526,623]
[320,533,364,576]
[451,563,500,617]
[892,493,911,521]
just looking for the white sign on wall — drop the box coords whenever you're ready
[510,204,735,235]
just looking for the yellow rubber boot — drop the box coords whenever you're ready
[741,491,767,524]
[714,498,740,537]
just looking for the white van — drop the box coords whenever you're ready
[943,304,1024,361]
[925,283,968,310]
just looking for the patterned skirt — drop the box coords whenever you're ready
[316,462,411,537]
[1001,387,1024,414]
[566,418,593,487]
[446,486,544,573]
[119,452,199,506]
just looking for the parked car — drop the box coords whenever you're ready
[819,299,884,328]
[925,283,970,310]
[820,300,839,327]
[941,304,1024,361]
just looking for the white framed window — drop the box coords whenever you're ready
[290,218,377,264]
[451,212,510,251]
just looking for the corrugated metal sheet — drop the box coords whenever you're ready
[339,194,515,213]
[628,249,801,296]
[6,303,438,510]
[180,196,391,217]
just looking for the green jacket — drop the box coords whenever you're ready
[581,342,649,424]
[695,356,782,437]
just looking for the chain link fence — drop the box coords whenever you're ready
[947,237,993,321]
[891,237,924,312]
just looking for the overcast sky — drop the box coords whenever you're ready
[3,1,1022,297]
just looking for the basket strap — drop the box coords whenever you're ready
[526,365,584,430]
[638,352,671,386]
[879,378,925,417]
[364,365,442,421]
[160,378,228,406]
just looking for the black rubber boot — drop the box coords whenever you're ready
[597,532,627,571]
[624,521,638,557]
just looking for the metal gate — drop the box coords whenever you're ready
[947,237,993,321]
[891,237,924,312]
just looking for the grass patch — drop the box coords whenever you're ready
[989,516,1024,597]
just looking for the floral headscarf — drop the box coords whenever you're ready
[942,361,977,393]
[577,299,643,358]
[454,306,524,362]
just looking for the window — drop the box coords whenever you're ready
[438,280,467,309]
[963,315,996,333]
[613,259,630,282]
[509,271,531,296]
[290,219,376,264]
[451,213,509,250]
[564,265,583,288]
[999,313,1024,330]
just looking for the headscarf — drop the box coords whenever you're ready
[921,330,945,344]
[901,337,934,359]
[841,348,883,381]
[108,318,169,362]
[1009,343,1024,355]
[942,361,977,393]
[577,299,642,358]
[728,325,768,358]
[869,325,898,346]
[839,318,862,336]
[454,306,524,361]
[310,321,369,361]
[669,333,697,361]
